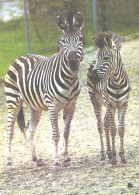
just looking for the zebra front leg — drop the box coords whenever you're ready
[92,100,105,164]
[48,105,61,170]
[108,106,117,166]
[62,102,76,167]
[118,103,128,165]
[26,108,45,166]
[104,112,112,161]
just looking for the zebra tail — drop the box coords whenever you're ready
[17,106,25,134]
[109,32,123,51]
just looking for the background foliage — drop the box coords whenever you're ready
[0,0,139,77]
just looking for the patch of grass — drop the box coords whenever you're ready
[0,18,139,78]
[0,18,59,77]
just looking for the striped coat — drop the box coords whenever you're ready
[87,32,131,166]
[5,12,84,171]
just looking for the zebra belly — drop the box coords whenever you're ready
[18,81,80,111]
[18,84,48,111]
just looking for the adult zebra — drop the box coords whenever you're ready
[5,12,84,171]
[87,32,131,166]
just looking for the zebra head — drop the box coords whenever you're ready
[56,12,84,72]
[88,32,116,84]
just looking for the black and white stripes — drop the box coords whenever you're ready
[87,32,131,166]
[5,12,84,171]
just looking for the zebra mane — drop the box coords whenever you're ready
[92,32,112,49]
[67,10,81,27]
[92,32,123,51]
[67,12,74,27]
[109,32,123,51]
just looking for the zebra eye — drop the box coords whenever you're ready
[58,37,65,44]
[58,39,65,46]
[61,39,65,43]
[58,40,62,44]
[79,36,83,42]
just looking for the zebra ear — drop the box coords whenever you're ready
[73,12,83,29]
[56,15,67,31]
[105,33,112,48]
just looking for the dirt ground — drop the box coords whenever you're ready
[0,39,139,195]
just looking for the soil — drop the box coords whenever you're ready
[0,39,139,195]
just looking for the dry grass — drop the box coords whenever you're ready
[0,39,139,195]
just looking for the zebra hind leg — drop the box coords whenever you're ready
[25,108,45,166]
[118,103,128,165]
[103,112,112,161]
[62,102,76,167]
[5,96,23,171]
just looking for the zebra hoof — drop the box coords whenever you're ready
[121,158,127,166]
[107,151,112,161]
[37,158,46,166]
[111,160,117,168]
[32,157,38,162]
[5,163,13,172]
[53,162,61,172]
[108,155,112,162]
[63,158,73,167]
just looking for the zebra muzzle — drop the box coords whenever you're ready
[68,51,80,72]
[91,69,101,84]
[68,58,80,72]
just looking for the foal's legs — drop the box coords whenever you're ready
[92,98,105,163]
[118,103,128,165]
[107,105,117,166]
[103,112,112,161]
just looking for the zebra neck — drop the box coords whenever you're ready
[59,52,78,84]
[112,58,125,85]
[42,52,78,89]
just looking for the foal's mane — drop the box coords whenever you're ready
[109,32,123,51]
[93,32,111,49]
[93,32,123,51]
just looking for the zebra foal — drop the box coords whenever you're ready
[5,12,84,171]
[87,32,131,166]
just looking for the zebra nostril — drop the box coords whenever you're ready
[68,59,79,71]
[70,59,78,65]
[67,50,80,71]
